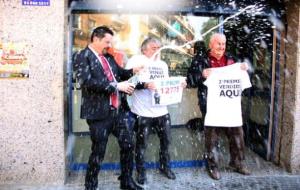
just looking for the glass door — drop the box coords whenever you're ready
[223,15,277,160]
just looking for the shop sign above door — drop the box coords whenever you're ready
[22,0,50,6]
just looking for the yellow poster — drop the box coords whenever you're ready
[0,41,29,78]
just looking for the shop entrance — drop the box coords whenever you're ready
[67,0,284,169]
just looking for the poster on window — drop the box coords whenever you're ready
[152,77,185,106]
[0,42,29,78]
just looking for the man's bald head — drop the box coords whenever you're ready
[209,33,226,60]
[209,33,226,48]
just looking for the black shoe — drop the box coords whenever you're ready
[207,166,221,180]
[136,170,147,185]
[159,168,176,180]
[84,182,98,190]
[84,186,97,190]
[229,162,251,175]
[120,177,144,190]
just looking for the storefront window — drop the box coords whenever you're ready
[71,13,217,132]
[70,12,276,161]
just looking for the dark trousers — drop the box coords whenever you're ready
[85,110,134,190]
[204,126,245,169]
[135,114,171,173]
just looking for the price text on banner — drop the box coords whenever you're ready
[152,77,185,106]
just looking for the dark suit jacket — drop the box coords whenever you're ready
[73,46,133,120]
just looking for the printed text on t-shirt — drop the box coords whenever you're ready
[149,66,165,80]
[219,79,241,98]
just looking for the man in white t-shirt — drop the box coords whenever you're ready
[126,37,176,185]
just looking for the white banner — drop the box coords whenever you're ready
[152,77,185,106]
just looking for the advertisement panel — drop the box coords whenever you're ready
[0,42,29,78]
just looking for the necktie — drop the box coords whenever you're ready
[99,55,119,108]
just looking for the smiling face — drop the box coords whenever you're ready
[92,33,113,54]
[209,33,226,60]
[143,41,161,58]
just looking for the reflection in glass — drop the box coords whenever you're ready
[71,13,217,132]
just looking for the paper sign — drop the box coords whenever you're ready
[152,77,185,106]
[22,0,50,6]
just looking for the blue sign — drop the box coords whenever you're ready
[22,0,50,6]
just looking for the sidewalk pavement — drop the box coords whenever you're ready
[1,150,300,190]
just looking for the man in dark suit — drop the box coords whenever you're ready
[73,26,143,190]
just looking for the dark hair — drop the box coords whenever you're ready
[90,26,114,42]
[194,41,207,55]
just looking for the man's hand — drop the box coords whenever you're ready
[132,64,145,74]
[240,63,249,71]
[117,81,135,94]
[202,68,212,78]
[181,80,187,88]
[145,81,156,90]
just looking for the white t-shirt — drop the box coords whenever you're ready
[203,63,252,127]
[126,54,169,117]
